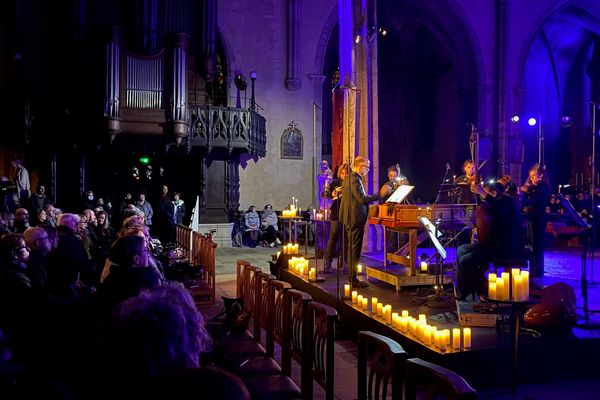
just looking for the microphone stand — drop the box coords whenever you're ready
[434,165,452,204]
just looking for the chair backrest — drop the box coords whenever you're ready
[254,271,276,342]
[265,279,292,358]
[404,358,478,400]
[241,264,260,316]
[190,231,217,305]
[357,331,408,400]
[281,289,312,376]
[305,301,338,400]
[236,259,251,297]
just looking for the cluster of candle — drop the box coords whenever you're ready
[420,261,428,273]
[282,243,299,254]
[281,206,298,218]
[343,286,472,351]
[288,256,317,281]
[313,209,330,221]
[487,268,529,301]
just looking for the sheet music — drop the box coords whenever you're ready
[386,185,414,203]
[418,216,447,259]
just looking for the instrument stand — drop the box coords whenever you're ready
[422,219,453,309]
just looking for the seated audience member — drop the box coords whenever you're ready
[23,227,52,291]
[42,204,58,228]
[98,286,212,397]
[96,235,161,319]
[0,212,15,235]
[13,208,30,233]
[243,205,261,247]
[260,204,281,247]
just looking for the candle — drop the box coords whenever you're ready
[420,261,428,272]
[357,294,363,307]
[514,274,523,301]
[418,314,426,323]
[489,282,497,300]
[488,273,497,283]
[371,297,378,314]
[276,251,281,258]
[463,327,472,348]
[434,330,441,348]
[352,291,358,304]
[401,310,409,318]
[377,303,383,317]
[309,267,316,281]
[392,312,399,328]
[399,317,408,332]
[385,305,392,325]
[521,270,529,300]
[344,283,350,297]
[357,264,363,274]
[496,278,505,300]
[452,328,461,349]
[423,327,432,345]
[362,297,368,310]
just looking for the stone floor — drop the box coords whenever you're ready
[199,245,600,400]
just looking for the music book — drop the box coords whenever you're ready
[386,185,414,203]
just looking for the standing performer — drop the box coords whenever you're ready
[317,160,334,211]
[379,164,410,203]
[520,164,550,278]
[322,163,348,273]
[339,156,380,288]
[455,159,478,204]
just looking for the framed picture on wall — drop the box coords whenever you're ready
[280,122,303,159]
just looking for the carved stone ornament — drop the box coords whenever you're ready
[285,78,302,91]
[281,121,303,159]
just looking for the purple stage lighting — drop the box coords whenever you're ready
[528,117,537,126]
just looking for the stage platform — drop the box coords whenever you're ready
[269,250,600,389]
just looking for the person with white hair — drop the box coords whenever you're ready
[11,159,30,204]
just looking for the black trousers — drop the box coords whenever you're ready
[345,223,364,281]
[455,243,497,298]
[325,220,341,262]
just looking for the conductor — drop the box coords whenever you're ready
[339,156,381,288]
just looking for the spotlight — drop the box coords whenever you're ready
[511,115,520,123]
[355,34,361,44]
[560,115,572,128]
[528,117,537,126]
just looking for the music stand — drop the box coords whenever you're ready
[558,196,599,324]
[386,185,414,203]
[418,216,451,308]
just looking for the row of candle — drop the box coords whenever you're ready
[487,268,529,301]
[288,257,317,281]
[343,288,472,350]
[281,243,300,254]
[281,208,298,218]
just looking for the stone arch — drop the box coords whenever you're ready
[313,5,338,75]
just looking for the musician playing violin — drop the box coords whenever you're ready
[455,159,478,204]
[379,165,410,203]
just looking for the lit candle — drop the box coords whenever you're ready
[489,281,497,300]
[344,283,350,297]
[309,267,316,281]
[352,291,358,304]
[377,303,383,317]
[434,330,441,348]
[463,327,472,348]
[385,305,392,325]
[399,317,408,332]
[420,261,428,272]
[496,278,505,300]
[362,297,368,310]
[452,328,461,349]
[423,327,432,345]
[357,264,363,274]
[371,297,378,314]
[357,294,363,307]
[514,274,523,301]
[488,272,497,283]
[401,310,409,318]
[392,312,399,328]
[418,314,426,323]
[276,251,281,258]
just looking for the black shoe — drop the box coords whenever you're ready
[351,279,368,288]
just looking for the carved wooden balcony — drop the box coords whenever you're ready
[188,105,266,157]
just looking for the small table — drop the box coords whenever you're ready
[481,295,541,393]
[280,216,308,255]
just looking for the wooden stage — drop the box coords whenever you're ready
[269,253,600,390]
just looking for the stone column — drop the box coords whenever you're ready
[167,32,189,145]
[104,27,122,143]
[309,73,326,206]
[200,0,218,82]
[285,0,302,90]
[495,0,509,176]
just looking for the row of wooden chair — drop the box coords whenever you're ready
[357,331,478,400]
[210,261,338,400]
[188,231,217,305]
[175,224,193,261]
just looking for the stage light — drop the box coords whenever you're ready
[528,117,537,126]
[511,115,520,123]
[139,156,150,165]
[355,34,361,44]
[560,115,573,128]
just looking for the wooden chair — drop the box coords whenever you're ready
[236,259,252,297]
[357,331,408,400]
[189,231,217,305]
[304,301,338,400]
[404,358,478,400]
[281,289,312,378]
[266,280,293,358]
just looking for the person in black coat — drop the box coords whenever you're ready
[322,163,348,272]
[520,164,550,277]
[339,156,381,287]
